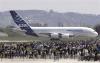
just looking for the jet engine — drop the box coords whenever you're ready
[61,34,70,38]
[50,33,60,38]
[50,33,74,39]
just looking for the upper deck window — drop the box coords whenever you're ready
[67,29,83,32]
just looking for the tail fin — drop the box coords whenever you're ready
[10,10,38,36]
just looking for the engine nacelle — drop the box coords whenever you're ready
[50,33,74,39]
[50,33,60,38]
[61,34,70,38]
[62,33,74,38]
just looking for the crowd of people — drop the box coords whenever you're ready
[0,39,100,61]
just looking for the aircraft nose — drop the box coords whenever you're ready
[93,32,98,37]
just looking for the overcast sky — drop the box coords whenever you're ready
[0,0,100,14]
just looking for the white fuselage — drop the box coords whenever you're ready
[30,27,98,38]
[9,11,98,39]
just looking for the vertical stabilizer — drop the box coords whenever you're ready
[10,10,38,36]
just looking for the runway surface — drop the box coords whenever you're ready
[0,59,99,63]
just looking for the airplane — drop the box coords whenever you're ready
[10,10,98,39]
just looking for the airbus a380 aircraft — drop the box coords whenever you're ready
[10,11,98,39]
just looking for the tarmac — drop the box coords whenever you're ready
[0,58,99,63]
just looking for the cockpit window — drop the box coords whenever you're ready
[85,28,95,32]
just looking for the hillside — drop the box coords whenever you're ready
[0,10,100,28]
